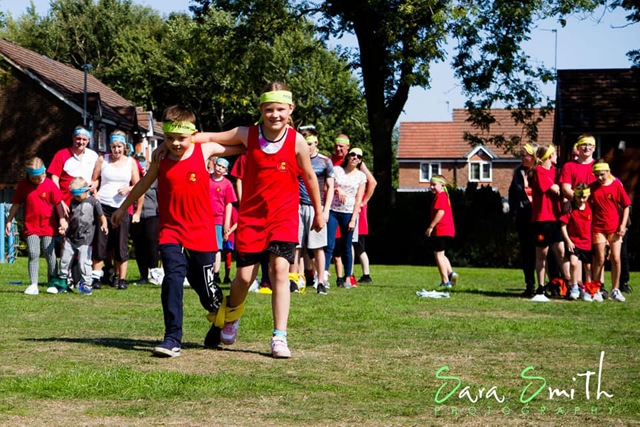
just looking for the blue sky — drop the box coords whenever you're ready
[3,0,639,123]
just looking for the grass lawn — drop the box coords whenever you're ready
[0,259,638,426]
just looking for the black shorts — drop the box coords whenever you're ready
[570,247,592,264]
[430,236,453,252]
[236,241,297,267]
[354,235,366,257]
[533,221,563,247]
[93,204,130,262]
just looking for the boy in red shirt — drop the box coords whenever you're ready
[425,175,457,288]
[589,160,631,303]
[112,105,242,357]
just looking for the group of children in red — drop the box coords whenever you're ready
[521,135,631,303]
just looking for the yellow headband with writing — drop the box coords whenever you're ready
[592,162,610,172]
[259,90,293,105]
[305,136,318,143]
[540,144,556,161]
[162,121,196,134]
[574,187,591,198]
[334,137,350,145]
[523,143,535,155]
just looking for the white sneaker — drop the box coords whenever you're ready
[297,275,306,293]
[46,286,59,294]
[583,292,593,302]
[592,292,604,303]
[248,278,260,292]
[569,285,580,300]
[148,268,164,285]
[611,288,626,302]
[24,283,39,295]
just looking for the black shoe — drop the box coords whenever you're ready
[223,276,231,284]
[204,324,221,348]
[336,277,345,288]
[213,272,221,285]
[600,286,609,300]
[92,278,102,290]
[522,285,535,298]
[317,282,327,295]
[289,280,300,293]
[153,339,181,357]
[117,279,128,290]
[620,282,632,294]
[359,275,373,284]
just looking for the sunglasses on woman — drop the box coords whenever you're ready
[348,153,362,159]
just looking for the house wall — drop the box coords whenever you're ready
[398,160,519,196]
[0,68,81,189]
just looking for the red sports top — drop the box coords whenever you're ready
[531,165,560,222]
[559,160,596,187]
[12,177,62,238]
[588,178,631,234]
[236,125,300,253]
[158,144,217,252]
[431,190,455,237]
[559,203,592,251]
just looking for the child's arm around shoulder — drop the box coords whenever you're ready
[192,128,249,160]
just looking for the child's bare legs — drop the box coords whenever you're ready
[569,254,582,286]
[609,239,622,290]
[552,242,570,280]
[228,263,260,308]
[584,262,592,283]
[434,250,452,284]
[270,254,291,331]
[535,246,549,288]
[592,242,607,287]
[214,250,222,274]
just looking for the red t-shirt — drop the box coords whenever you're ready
[431,190,455,237]
[358,203,369,235]
[236,125,300,253]
[559,203,592,250]
[531,165,560,222]
[588,178,631,234]
[209,176,237,225]
[157,144,217,252]
[47,147,98,205]
[12,178,62,238]
[230,153,246,180]
[559,160,596,187]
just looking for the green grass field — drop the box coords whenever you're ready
[0,259,638,426]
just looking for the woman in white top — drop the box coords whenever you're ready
[91,130,143,290]
[324,147,367,288]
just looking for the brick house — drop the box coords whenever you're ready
[397,108,555,197]
[0,38,161,193]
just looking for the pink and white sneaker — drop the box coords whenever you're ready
[271,336,291,358]
[220,319,240,345]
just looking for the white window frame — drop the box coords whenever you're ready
[419,162,441,182]
[468,161,492,182]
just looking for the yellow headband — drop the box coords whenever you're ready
[576,135,596,146]
[592,162,610,172]
[522,143,535,155]
[259,90,293,105]
[574,188,591,198]
[540,145,555,161]
[305,136,318,143]
[431,177,447,185]
[162,121,196,134]
[335,137,350,145]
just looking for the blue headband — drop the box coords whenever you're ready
[110,134,127,145]
[26,166,46,176]
[216,158,229,168]
[74,128,91,138]
[70,186,89,196]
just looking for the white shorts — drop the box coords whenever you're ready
[298,204,328,250]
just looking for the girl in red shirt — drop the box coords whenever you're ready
[194,82,325,358]
[589,160,631,302]
[5,157,66,295]
[530,144,567,300]
[425,175,457,288]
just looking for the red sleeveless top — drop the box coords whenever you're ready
[158,144,217,251]
[236,125,300,253]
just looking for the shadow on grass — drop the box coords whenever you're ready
[22,337,269,357]
[456,288,526,298]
